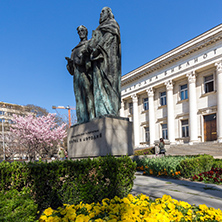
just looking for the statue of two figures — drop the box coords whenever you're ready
[66,7,121,124]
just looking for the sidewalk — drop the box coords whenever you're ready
[131,172,222,210]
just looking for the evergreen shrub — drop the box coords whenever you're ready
[135,156,188,177]
[0,155,136,212]
[212,158,222,169]
[0,189,38,222]
[180,154,214,178]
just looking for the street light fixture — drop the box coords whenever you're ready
[52,105,74,127]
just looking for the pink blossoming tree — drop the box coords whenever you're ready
[10,113,67,160]
[3,132,21,159]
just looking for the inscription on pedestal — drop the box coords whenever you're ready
[67,116,134,158]
[69,130,102,144]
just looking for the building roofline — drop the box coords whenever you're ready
[121,23,222,85]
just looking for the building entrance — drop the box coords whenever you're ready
[204,114,217,141]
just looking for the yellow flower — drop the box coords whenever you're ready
[89,212,96,218]
[187,209,193,215]
[39,215,47,222]
[199,204,208,211]
[38,193,222,221]
[139,194,149,201]
[48,216,61,222]
[93,206,101,215]
[60,208,67,215]
[127,194,134,202]
[43,207,54,216]
[122,197,130,204]
[95,219,104,222]
[76,215,90,222]
[167,202,175,210]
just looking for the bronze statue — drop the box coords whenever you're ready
[89,7,121,117]
[66,25,95,124]
[66,7,121,124]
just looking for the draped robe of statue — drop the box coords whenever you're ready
[89,18,121,117]
[67,40,95,123]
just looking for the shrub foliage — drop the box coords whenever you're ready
[135,154,215,179]
[0,155,136,212]
[180,154,214,178]
[0,189,38,222]
[134,147,155,156]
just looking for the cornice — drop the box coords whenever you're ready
[121,23,222,86]
[197,106,217,114]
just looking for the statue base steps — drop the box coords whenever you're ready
[67,116,134,158]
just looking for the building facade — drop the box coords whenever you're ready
[120,24,222,147]
[0,102,32,159]
[0,101,32,131]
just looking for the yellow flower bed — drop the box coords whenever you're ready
[39,194,222,221]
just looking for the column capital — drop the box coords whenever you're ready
[131,94,138,103]
[215,61,222,73]
[165,80,173,91]
[186,71,196,84]
[146,87,154,97]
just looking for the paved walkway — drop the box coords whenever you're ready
[131,173,222,210]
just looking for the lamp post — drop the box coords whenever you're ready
[52,105,75,127]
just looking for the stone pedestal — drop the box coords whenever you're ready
[67,116,134,158]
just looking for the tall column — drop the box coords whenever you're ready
[215,61,222,143]
[131,94,140,147]
[165,80,175,143]
[120,99,125,117]
[147,88,155,146]
[186,71,198,144]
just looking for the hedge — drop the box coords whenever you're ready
[0,155,136,212]
[179,154,214,178]
[0,189,38,222]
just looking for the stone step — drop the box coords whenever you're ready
[167,142,222,157]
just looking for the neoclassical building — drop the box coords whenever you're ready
[120,24,222,147]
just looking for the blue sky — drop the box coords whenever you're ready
[1,0,222,121]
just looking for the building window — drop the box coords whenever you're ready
[129,102,133,115]
[204,74,214,93]
[143,98,149,111]
[181,120,189,137]
[0,111,5,115]
[162,124,168,139]
[7,112,13,116]
[8,119,14,124]
[145,127,150,142]
[160,91,166,106]
[180,84,188,100]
